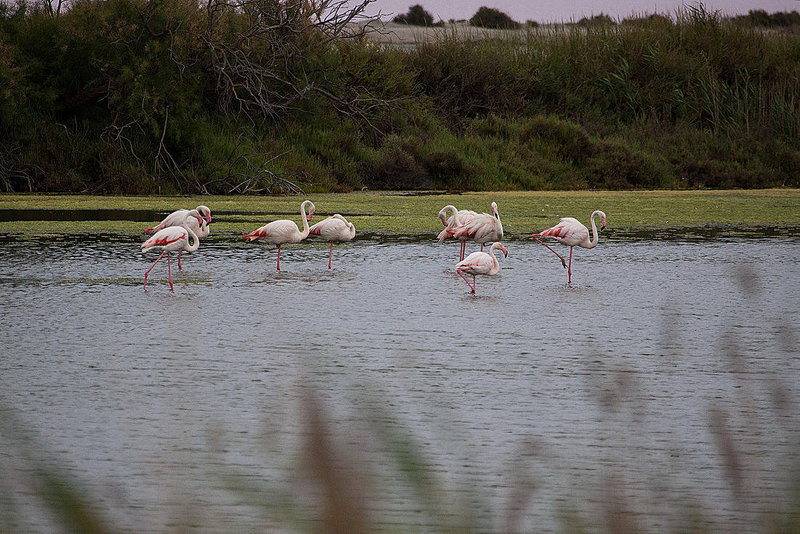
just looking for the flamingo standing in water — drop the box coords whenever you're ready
[145,205,212,234]
[141,225,200,291]
[242,200,316,271]
[531,210,606,284]
[145,206,211,271]
[445,202,503,257]
[308,214,356,269]
[455,242,508,294]
[176,215,210,270]
[437,205,477,261]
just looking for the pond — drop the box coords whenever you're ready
[0,233,798,532]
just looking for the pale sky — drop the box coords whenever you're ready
[359,1,800,23]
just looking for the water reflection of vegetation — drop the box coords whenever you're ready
[1,271,798,532]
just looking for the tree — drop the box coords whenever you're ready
[393,5,439,26]
[469,7,519,30]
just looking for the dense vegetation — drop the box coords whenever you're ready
[1,1,798,194]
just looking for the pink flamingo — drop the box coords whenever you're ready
[141,225,200,291]
[145,206,211,271]
[446,202,503,257]
[145,205,212,234]
[455,242,508,294]
[531,210,606,284]
[308,214,356,269]
[174,215,210,271]
[437,205,477,261]
[242,200,316,271]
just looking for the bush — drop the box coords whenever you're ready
[393,5,441,27]
[365,136,430,190]
[576,13,616,27]
[469,7,520,30]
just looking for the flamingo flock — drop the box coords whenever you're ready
[140,200,606,294]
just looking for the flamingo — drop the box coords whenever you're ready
[455,242,508,294]
[242,200,316,271]
[308,214,356,269]
[162,212,210,271]
[531,210,607,284]
[141,225,200,291]
[437,205,477,261]
[446,202,503,257]
[145,205,212,234]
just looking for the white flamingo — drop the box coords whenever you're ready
[145,205,211,234]
[455,242,508,294]
[171,212,209,271]
[308,214,356,269]
[437,205,477,261]
[242,200,316,271]
[446,202,503,256]
[141,225,200,291]
[531,210,606,284]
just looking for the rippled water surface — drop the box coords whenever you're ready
[1,235,799,531]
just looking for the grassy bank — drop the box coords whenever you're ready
[1,190,798,238]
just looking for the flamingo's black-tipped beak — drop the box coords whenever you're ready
[601,224,606,230]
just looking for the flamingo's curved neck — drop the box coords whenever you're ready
[488,243,502,275]
[587,211,601,248]
[441,205,458,225]
[299,202,311,238]
[185,227,200,252]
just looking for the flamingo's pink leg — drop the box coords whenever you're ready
[276,244,281,271]
[178,250,182,271]
[143,251,166,291]
[532,236,568,269]
[568,247,573,284]
[328,242,333,269]
[457,268,476,293]
[167,251,174,291]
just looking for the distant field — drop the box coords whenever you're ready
[362,21,554,49]
[1,190,798,238]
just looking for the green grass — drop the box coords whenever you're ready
[1,190,799,238]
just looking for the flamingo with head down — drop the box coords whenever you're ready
[141,225,200,291]
[455,242,508,294]
[145,205,212,234]
[437,205,477,261]
[308,214,355,269]
[242,200,316,271]
[445,202,503,257]
[531,210,606,284]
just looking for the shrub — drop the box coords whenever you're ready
[393,5,440,27]
[469,7,520,30]
[576,13,616,27]
[365,136,430,190]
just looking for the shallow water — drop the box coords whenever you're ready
[1,234,799,531]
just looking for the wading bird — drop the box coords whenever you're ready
[531,210,606,284]
[437,205,477,261]
[174,216,209,271]
[141,225,200,291]
[443,202,503,257]
[145,205,212,234]
[308,214,356,269]
[455,242,508,294]
[242,200,316,271]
